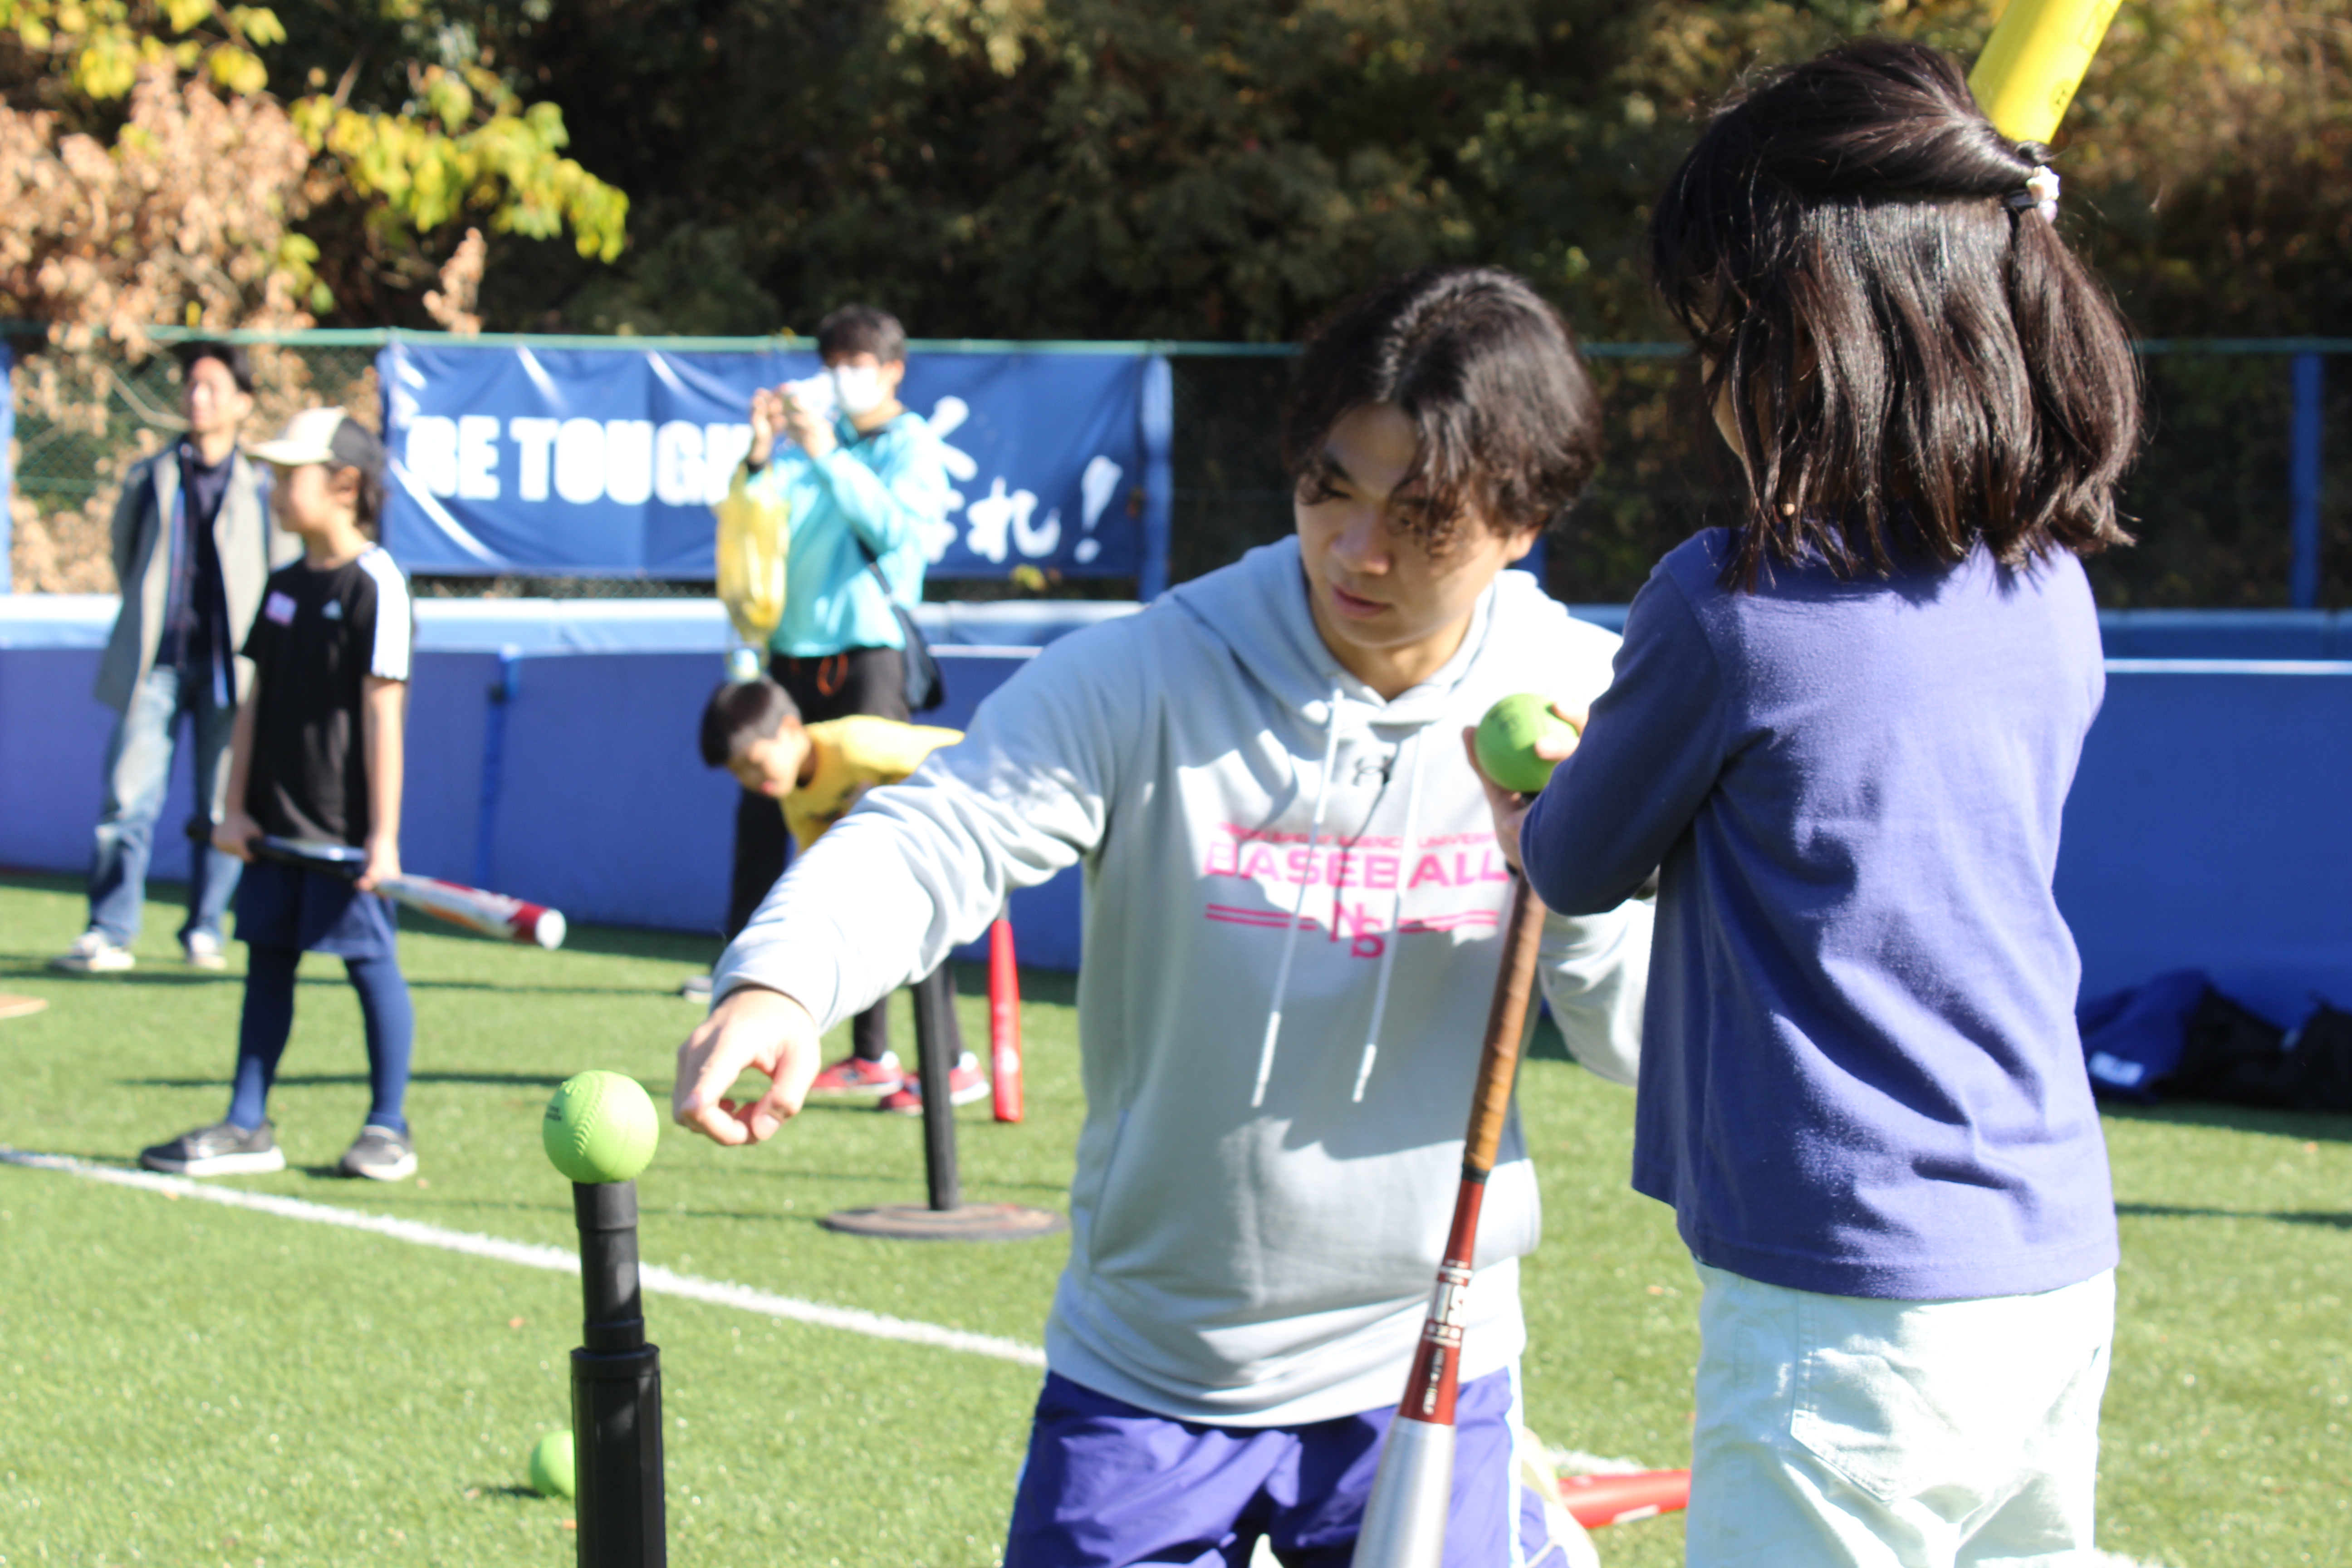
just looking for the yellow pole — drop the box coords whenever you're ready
[1967,0,2126,144]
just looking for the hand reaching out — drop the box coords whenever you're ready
[673,985,825,1146]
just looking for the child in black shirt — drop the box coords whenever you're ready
[140,408,419,1181]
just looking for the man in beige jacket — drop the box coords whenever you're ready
[54,343,292,973]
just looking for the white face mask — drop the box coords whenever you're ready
[828,364,890,417]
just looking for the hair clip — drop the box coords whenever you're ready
[2005,165,2060,224]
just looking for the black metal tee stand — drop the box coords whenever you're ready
[571,1181,666,1568]
[818,963,1066,1242]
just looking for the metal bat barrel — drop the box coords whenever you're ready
[385,874,567,949]
[1351,879,1548,1568]
[245,835,568,949]
[1351,1416,1455,1568]
[571,1181,666,1568]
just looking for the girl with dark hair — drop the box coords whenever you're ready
[1505,41,2140,1565]
[677,266,1648,1566]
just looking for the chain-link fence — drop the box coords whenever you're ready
[0,330,701,599]
[6,333,380,593]
[8,330,2345,608]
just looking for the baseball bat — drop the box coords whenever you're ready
[247,833,568,949]
[988,916,1024,1123]
[1350,875,1549,1568]
[1968,0,2126,145]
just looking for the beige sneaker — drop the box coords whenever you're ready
[182,932,228,971]
[51,931,135,974]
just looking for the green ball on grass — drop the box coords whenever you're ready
[543,1070,659,1184]
[1474,692,1580,794]
[527,1429,576,1499]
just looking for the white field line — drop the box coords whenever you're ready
[0,1147,1046,1369]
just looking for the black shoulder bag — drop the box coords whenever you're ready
[853,537,944,714]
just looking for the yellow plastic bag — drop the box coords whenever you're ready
[715,465,789,646]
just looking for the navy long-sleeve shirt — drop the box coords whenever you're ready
[1521,529,2118,1300]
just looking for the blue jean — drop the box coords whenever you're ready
[87,661,241,945]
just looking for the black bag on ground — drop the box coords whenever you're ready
[2286,1004,2352,1114]
[2170,988,2297,1107]
[2168,989,2352,1114]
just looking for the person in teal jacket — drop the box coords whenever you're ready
[722,304,961,1103]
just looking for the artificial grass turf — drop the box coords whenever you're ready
[0,871,2347,1567]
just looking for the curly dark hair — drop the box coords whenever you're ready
[1280,266,1602,555]
[1651,39,2141,588]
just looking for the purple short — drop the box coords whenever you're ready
[1004,1367,1570,1568]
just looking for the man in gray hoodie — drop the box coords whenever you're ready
[675,269,1650,1566]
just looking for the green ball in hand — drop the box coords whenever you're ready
[543,1070,660,1184]
[1474,693,1580,794]
[527,1429,576,1499]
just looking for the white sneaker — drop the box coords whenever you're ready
[51,931,135,974]
[182,932,228,971]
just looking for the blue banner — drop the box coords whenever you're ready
[378,341,1152,579]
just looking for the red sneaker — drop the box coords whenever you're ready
[807,1051,904,1097]
[878,1053,990,1115]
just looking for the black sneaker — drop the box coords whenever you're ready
[337,1124,417,1182]
[140,1120,285,1176]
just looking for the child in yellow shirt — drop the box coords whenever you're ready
[699,678,977,1110]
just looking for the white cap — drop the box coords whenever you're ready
[247,407,383,474]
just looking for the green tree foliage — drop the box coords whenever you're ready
[452,0,2348,609]
[463,0,2350,345]
[7,0,2345,344]
[0,0,626,328]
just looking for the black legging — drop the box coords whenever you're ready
[727,645,908,1063]
[229,945,414,1133]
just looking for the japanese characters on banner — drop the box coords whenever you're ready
[377,340,1152,579]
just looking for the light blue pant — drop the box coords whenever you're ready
[86,661,241,946]
[1685,1261,2114,1567]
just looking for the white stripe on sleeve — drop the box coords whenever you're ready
[358,546,413,681]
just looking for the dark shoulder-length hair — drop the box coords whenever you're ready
[1280,266,1602,554]
[1651,39,2141,588]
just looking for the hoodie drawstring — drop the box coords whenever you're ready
[1350,724,1428,1102]
[1251,685,1346,1108]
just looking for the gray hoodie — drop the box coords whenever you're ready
[717,537,1651,1425]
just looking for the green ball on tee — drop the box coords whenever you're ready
[542,1070,660,1184]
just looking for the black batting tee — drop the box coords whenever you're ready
[239,546,414,847]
